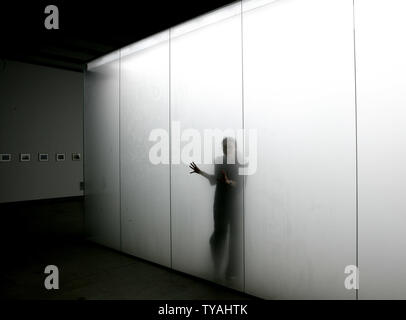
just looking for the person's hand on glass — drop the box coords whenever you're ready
[189,162,201,174]
[222,170,236,186]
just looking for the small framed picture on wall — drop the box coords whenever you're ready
[72,153,81,161]
[38,153,49,162]
[0,154,11,162]
[19,153,31,162]
[56,153,65,161]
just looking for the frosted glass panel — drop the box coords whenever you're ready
[170,5,244,291]
[243,0,356,299]
[120,32,171,267]
[84,52,121,250]
[355,0,406,299]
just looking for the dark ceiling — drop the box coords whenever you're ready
[0,0,235,72]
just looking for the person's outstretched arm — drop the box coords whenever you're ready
[189,162,216,185]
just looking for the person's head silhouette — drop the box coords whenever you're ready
[222,137,238,165]
[222,137,236,160]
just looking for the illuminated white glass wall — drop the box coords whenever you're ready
[355,0,406,299]
[84,0,406,299]
[243,0,356,299]
[120,32,171,266]
[84,52,121,250]
[170,3,243,290]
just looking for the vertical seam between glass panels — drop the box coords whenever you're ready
[240,0,246,293]
[119,51,123,252]
[352,0,359,301]
[169,29,173,268]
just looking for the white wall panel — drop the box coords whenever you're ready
[243,0,356,299]
[170,3,244,290]
[120,32,171,266]
[355,0,406,299]
[84,52,121,250]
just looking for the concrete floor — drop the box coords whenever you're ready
[0,197,252,300]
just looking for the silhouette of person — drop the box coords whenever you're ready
[189,137,243,283]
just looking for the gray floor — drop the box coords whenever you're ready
[0,197,252,300]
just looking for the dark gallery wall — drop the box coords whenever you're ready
[0,60,84,203]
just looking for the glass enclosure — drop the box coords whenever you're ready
[170,3,243,290]
[120,32,171,267]
[85,51,121,250]
[84,0,405,299]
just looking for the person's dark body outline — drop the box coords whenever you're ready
[189,137,243,282]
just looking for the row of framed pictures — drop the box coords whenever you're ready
[0,153,81,162]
